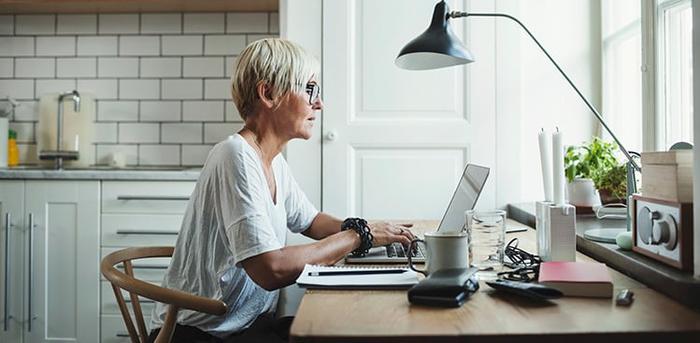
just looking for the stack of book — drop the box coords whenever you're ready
[538,261,613,298]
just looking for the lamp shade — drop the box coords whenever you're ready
[395,0,474,70]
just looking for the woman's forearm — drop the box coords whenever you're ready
[241,229,360,290]
[303,212,343,240]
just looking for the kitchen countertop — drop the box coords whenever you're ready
[0,165,201,181]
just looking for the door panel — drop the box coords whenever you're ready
[26,181,99,343]
[359,1,461,116]
[322,0,496,218]
[0,181,24,343]
[354,147,465,220]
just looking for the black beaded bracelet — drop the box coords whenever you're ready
[341,217,373,257]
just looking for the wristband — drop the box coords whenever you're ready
[341,217,373,257]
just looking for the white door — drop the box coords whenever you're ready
[322,0,497,219]
[0,181,24,343]
[25,181,100,343]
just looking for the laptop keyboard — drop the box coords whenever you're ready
[386,243,425,258]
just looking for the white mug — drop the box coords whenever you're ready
[407,231,469,276]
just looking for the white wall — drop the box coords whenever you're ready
[495,0,600,206]
[692,0,699,279]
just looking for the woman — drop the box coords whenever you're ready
[148,38,414,342]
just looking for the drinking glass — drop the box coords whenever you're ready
[465,210,506,280]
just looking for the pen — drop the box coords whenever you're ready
[308,269,408,276]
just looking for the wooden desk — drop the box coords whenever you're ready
[290,220,700,342]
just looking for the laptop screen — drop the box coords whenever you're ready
[436,164,490,232]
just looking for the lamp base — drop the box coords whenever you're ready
[583,228,627,244]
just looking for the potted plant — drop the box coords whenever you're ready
[592,164,628,204]
[564,137,620,207]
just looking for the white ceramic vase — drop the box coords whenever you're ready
[566,178,601,207]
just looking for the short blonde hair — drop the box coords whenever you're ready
[231,38,319,120]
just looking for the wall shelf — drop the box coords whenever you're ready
[0,0,278,14]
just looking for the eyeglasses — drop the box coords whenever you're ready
[305,83,321,105]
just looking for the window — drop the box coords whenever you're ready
[656,0,693,149]
[601,0,693,152]
[602,0,643,153]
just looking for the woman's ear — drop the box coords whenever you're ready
[256,82,275,109]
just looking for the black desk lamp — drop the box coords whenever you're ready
[396,0,640,243]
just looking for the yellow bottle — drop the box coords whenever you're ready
[8,129,19,167]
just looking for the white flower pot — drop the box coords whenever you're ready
[566,178,601,207]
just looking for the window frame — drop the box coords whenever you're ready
[641,0,693,151]
[601,3,643,154]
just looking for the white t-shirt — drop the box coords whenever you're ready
[150,134,318,337]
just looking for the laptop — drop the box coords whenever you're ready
[346,164,490,264]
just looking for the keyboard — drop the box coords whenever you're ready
[385,242,425,258]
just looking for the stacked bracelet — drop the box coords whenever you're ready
[341,217,373,257]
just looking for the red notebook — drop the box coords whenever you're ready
[538,262,613,298]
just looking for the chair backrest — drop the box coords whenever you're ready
[101,247,227,343]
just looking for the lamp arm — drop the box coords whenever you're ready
[450,11,641,172]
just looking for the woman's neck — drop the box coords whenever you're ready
[239,121,286,167]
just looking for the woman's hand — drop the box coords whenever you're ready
[368,221,415,247]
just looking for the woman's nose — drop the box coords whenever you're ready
[312,97,324,110]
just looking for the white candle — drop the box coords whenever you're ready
[552,129,566,205]
[538,129,553,202]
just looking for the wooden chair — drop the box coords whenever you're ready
[101,247,228,343]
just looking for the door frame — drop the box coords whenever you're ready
[281,0,324,210]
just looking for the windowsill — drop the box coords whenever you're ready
[507,202,700,308]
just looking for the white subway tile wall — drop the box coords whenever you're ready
[1,12,278,166]
[77,36,118,56]
[0,37,33,56]
[36,36,75,56]
[0,16,14,35]
[0,58,13,77]
[57,14,97,35]
[16,15,55,35]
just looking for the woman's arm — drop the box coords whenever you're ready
[302,212,343,240]
[240,216,416,291]
[240,229,359,291]
[302,212,416,242]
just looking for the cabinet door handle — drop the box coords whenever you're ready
[116,332,130,337]
[3,213,10,332]
[126,298,154,304]
[117,264,167,270]
[116,195,189,201]
[116,230,179,236]
[27,213,34,333]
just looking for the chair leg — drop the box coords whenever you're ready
[154,304,179,343]
[111,284,140,343]
[124,261,150,342]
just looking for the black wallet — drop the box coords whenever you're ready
[485,279,563,301]
[407,267,479,307]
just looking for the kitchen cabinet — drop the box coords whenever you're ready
[1,181,24,343]
[99,180,194,342]
[1,180,100,343]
